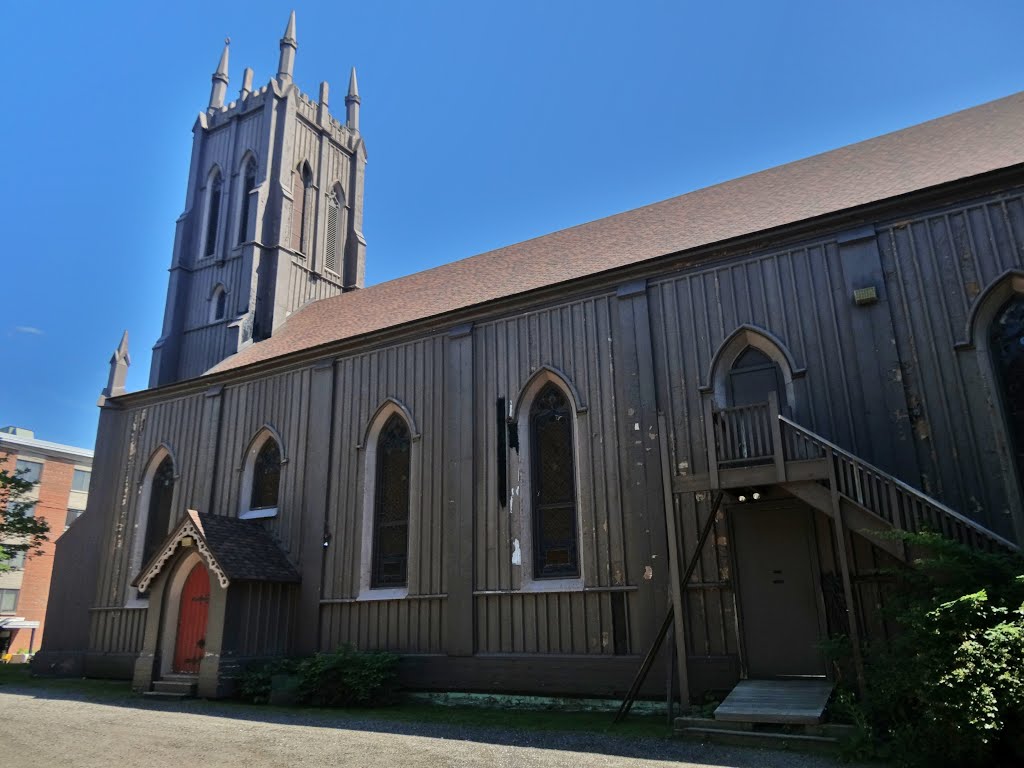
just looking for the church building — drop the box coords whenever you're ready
[36,13,1024,703]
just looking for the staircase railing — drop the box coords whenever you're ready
[712,401,775,465]
[779,415,1018,554]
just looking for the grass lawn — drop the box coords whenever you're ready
[0,663,674,739]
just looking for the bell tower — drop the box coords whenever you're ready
[150,11,367,387]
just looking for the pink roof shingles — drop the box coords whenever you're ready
[212,91,1024,374]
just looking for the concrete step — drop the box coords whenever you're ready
[151,679,197,696]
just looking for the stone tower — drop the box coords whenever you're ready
[150,11,367,387]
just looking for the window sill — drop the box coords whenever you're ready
[519,577,584,593]
[239,508,277,520]
[356,587,408,602]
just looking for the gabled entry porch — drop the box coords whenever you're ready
[130,510,300,698]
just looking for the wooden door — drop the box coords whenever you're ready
[732,504,826,678]
[173,562,210,674]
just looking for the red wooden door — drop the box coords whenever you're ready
[173,562,210,674]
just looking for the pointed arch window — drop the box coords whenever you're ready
[371,414,411,588]
[240,432,282,519]
[291,164,313,254]
[324,184,343,275]
[210,284,227,322]
[203,169,223,258]
[237,156,257,244]
[142,456,175,566]
[991,296,1024,491]
[727,347,784,407]
[529,383,579,579]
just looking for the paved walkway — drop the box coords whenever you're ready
[2,689,858,768]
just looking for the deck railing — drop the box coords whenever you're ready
[711,400,775,465]
[779,416,1017,554]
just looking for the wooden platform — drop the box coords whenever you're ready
[713,679,834,725]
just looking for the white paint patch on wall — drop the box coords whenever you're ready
[512,538,522,566]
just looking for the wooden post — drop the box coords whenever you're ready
[768,391,786,483]
[658,413,689,705]
[704,398,719,489]
[827,446,867,699]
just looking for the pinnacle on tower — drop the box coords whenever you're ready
[277,11,297,85]
[240,67,254,99]
[345,67,360,132]
[99,331,131,406]
[209,38,230,109]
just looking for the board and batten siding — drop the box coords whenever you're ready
[319,335,448,653]
[878,189,1024,539]
[470,294,650,656]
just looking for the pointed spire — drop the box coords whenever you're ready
[209,38,230,109]
[345,67,360,132]
[240,67,254,100]
[277,10,297,86]
[98,331,131,406]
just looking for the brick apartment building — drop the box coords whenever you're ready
[0,426,92,655]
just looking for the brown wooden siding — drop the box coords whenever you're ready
[471,296,627,592]
[225,582,297,657]
[878,191,1024,539]
[88,608,146,655]
[319,598,446,653]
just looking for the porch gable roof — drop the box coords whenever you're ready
[132,509,300,593]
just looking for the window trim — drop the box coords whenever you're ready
[235,152,258,246]
[209,283,228,323]
[126,445,178,608]
[511,368,588,593]
[357,399,421,601]
[239,427,285,520]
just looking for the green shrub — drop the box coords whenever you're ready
[839,533,1024,768]
[238,657,302,704]
[296,645,399,707]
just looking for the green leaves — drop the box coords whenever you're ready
[0,457,50,572]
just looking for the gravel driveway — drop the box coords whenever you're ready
[2,687,862,768]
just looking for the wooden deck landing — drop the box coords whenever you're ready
[714,679,834,725]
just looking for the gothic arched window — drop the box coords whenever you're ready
[250,438,281,512]
[204,169,223,258]
[529,383,579,579]
[324,184,343,275]
[291,164,313,254]
[210,284,227,322]
[142,456,175,565]
[991,296,1024,489]
[727,347,784,407]
[371,414,411,588]
[237,156,257,244]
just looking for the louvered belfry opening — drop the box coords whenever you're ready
[530,383,579,579]
[291,165,313,254]
[992,295,1024,489]
[372,414,412,588]
[325,188,340,274]
[143,456,176,565]
[238,158,257,244]
[205,172,222,258]
[250,438,281,511]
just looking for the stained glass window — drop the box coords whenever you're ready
[372,414,411,588]
[530,383,579,579]
[250,439,281,511]
[142,456,175,565]
[992,296,1024,491]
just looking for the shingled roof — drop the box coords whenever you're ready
[212,91,1024,375]
[133,509,300,592]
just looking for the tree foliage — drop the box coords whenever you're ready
[0,457,50,572]
[842,533,1024,767]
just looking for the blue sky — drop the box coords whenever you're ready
[3,0,1024,450]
